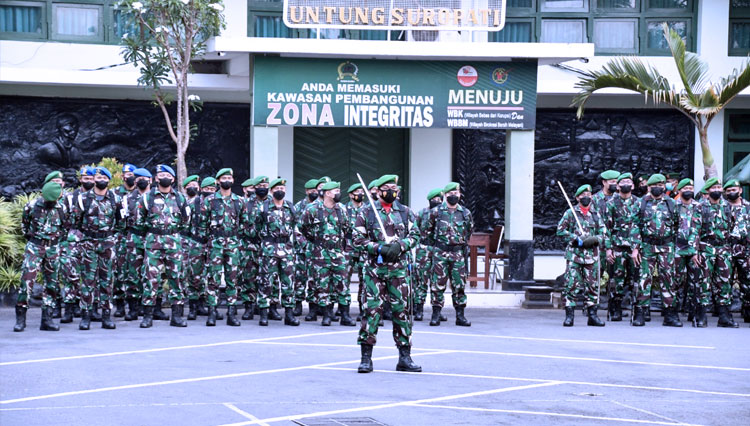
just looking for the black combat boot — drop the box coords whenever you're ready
[439,311,448,322]
[414,304,423,321]
[284,307,300,326]
[187,299,198,321]
[383,301,393,321]
[259,307,269,326]
[215,306,224,320]
[396,346,422,372]
[125,298,139,321]
[662,307,683,327]
[90,303,102,322]
[153,297,169,321]
[321,304,332,326]
[610,298,623,322]
[643,305,651,322]
[695,304,708,328]
[101,308,116,329]
[712,302,720,317]
[358,344,374,373]
[587,306,605,327]
[329,304,339,323]
[61,303,75,323]
[242,302,254,320]
[53,298,62,318]
[114,299,126,318]
[226,305,241,326]
[305,303,318,322]
[563,306,575,327]
[140,306,154,328]
[742,305,750,323]
[357,302,363,321]
[73,303,82,318]
[631,306,645,327]
[455,306,471,327]
[268,304,282,321]
[334,305,342,320]
[79,309,91,330]
[429,306,441,326]
[170,304,188,327]
[13,306,27,332]
[205,306,217,327]
[293,301,303,317]
[687,302,695,322]
[339,304,356,326]
[197,296,209,316]
[717,305,739,328]
[40,306,60,331]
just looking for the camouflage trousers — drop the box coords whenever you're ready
[206,241,240,307]
[358,261,412,348]
[430,250,468,308]
[637,246,675,308]
[119,233,146,300]
[563,261,597,308]
[112,235,128,301]
[17,241,60,309]
[239,247,259,304]
[674,254,706,307]
[729,252,750,308]
[312,249,349,307]
[80,238,116,311]
[609,246,636,300]
[182,238,206,301]
[346,254,364,306]
[293,248,310,303]
[702,246,733,306]
[258,250,295,309]
[60,241,83,304]
[414,247,432,306]
[143,246,184,306]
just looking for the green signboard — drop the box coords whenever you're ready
[253,56,537,130]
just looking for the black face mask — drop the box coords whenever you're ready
[380,190,397,204]
[429,200,441,209]
[333,193,341,203]
[219,181,232,190]
[579,196,592,207]
[95,181,108,190]
[307,192,318,202]
[370,192,378,201]
[710,191,722,201]
[136,180,149,190]
[273,190,285,200]
[607,184,618,193]
[650,187,664,197]
[255,188,268,199]
[158,178,173,188]
[44,200,57,209]
[82,181,95,190]
[201,191,213,197]
[124,176,136,187]
[352,193,364,203]
[681,191,694,201]
[619,185,632,194]
[727,192,741,201]
[446,195,459,205]
[186,187,198,197]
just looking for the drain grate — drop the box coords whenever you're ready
[293,417,389,426]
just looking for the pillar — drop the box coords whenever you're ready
[409,128,452,210]
[503,129,535,290]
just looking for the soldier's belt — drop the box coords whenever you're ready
[313,239,344,250]
[435,242,465,252]
[643,236,671,246]
[28,236,61,247]
[83,230,113,239]
[211,229,237,238]
[263,236,291,244]
[148,227,179,236]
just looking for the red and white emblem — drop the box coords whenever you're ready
[457,66,478,87]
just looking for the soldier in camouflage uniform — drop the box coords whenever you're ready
[136,165,189,328]
[603,173,638,321]
[71,166,119,330]
[14,180,66,332]
[295,178,319,318]
[184,177,215,320]
[238,177,258,320]
[41,171,67,319]
[198,168,247,327]
[673,178,705,326]
[353,174,421,373]
[179,175,200,319]
[345,183,367,320]
[300,181,355,326]
[699,178,740,328]
[723,179,750,325]
[557,184,606,327]
[412,188,442,322]
[630,174,682,327]
[303,177,333,322]
[593,170,619,304]
[112,163,136,316]
[422,182,473,327]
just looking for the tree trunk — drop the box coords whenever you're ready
[175,77,188,189]
[699,127,718,180]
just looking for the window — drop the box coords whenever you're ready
[594,18,638,53]
[541,19,587,43]
[491,20,533,42]
[0,1,44,37]
[730,1,750,55]
[541,0,589,12]
[597,0,637,9]
[52,3,103,41]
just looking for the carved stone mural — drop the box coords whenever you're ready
[453,109,695,251]
[0,96,250,197]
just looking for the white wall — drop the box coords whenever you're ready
[409,128,452,211]
[251,126,279,181]
[278,127,295,194]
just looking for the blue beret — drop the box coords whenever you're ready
[122,164,137,173]
[134,168,152,178]
[156,164,176,177]
[95,166,112,179]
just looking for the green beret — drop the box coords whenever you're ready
[44,171,63,185]
[215,168,233,179]
[304,179,320,189]
[255,176,269,185]
[183,175,199,187]
[703,177,720,191]
[367,179,378,190]
[723,179,741,189]
[347,183,363,193]
[427,188,444,201]
[321,181,340,191]
[241,179,254,187]
[318,176,331,184]
[676,178,693,192]
[270,178,286,189]
[617,173,633,183]
[200,177,216,188]
[600,170,620,180]
[444,182,460,193]
[575,184,592,198]
[647,173,666,185]
[667,172,681,180]
[42,182,62,202]
[376,174,399,188]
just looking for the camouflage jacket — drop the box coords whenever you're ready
[416,207,435,249]
[591,190,614,214]
[299,201,351,253]
[117,189,147,233]
[557,205,606,265]
[240,196,263,251]
[22,197,67,243]
[62,188,86,242]
[115,185,132,198]
[345,201,365,256]
[69,189,119,241]
[604,194,639,249]
[423,202,473,252]
[294,198,312,248]
[352,201,420,265]
[198,192,248,248]
[699,199,737,255]
[675,200,702,257]
[727,198,750,256]
[256,199,297,257]
[630,195,679,253]
[136,188,188,251]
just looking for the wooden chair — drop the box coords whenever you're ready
[487,226,508,289]
[467,232,490,289]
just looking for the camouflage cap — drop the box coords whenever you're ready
[200,177,216,188]
[43,171,63,185]
[426,188,444,201]
[617,172,633,183]
[676,178,693,192]
[647,173,666,185]
[42,182,62,202]
[600,170,620,180]
[270,178,286,189]
[575,184,592,197]
[183,175,199,186]
[305,179,320,189]
[444,182,460,193]
[215,168,233,179]
[347,183,363,193]
[723,179,741,189]
[321,181,340,191]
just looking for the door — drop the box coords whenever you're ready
[725,112,750,199]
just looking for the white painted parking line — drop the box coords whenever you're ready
[215,381,563,426]
[407,403,704,426]
[609,400,687,425]
[223,403,270,426]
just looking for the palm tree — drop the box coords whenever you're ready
[572,23,750,180]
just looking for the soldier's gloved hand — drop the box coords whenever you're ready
[582,236,599,248]
[381,243,402,262]
[571,237,584,247]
